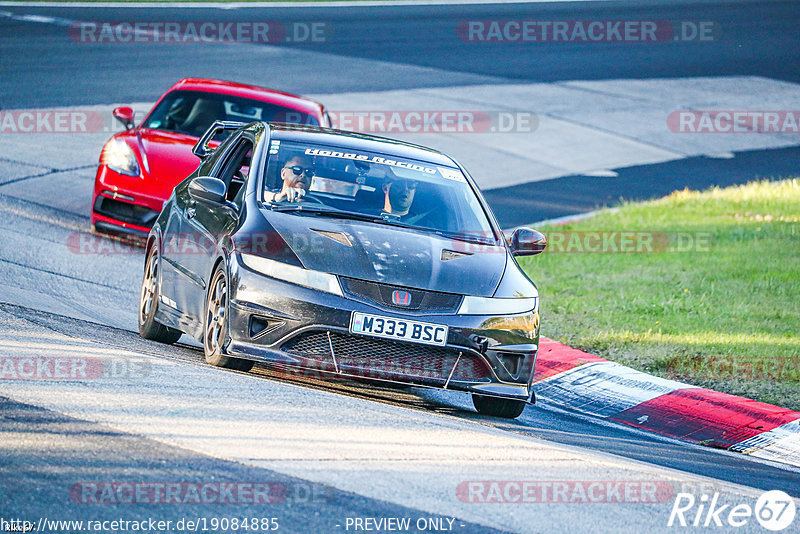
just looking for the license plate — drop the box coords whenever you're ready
[350,312,448,346]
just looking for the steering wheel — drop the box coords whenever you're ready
[301,192,325,203]
[163,101,189,131]
[163,110,184,131]
[271,191,324,206]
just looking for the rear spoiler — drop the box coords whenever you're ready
[192,120,246,158]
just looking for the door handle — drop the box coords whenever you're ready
[186,207,196,219]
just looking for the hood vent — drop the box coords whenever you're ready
[441,249,472,261]
[312,229,352,247]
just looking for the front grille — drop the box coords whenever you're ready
[282,331,491,382]
[340,277,462,313]
[93,196,158,227]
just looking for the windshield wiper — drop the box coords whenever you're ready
[431,229,497,246]
[270,204,385,222]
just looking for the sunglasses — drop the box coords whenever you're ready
[285,165,315,177]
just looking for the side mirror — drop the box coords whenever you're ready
[112,106,135,130]
[507,227,547,256]
[188,177,227,205]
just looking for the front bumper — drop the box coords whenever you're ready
[91,165,165,235]
[224,253,540,402]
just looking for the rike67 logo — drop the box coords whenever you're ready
[669,490,796,531]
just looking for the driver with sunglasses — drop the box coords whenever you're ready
[265,155,315,203]
[381,171,418,217]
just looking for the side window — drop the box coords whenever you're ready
[197,132,238,177]
[263,151,281,193]
[197,153,218,177]
[217,138,254,207]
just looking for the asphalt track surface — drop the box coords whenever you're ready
[2,0,800,107]
[2,0,799,223]
[1,1,800,532]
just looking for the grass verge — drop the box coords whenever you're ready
[518,179,800,410]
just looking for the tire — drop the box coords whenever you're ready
[472,394,527,419]
[203,264,255,372]
[139,242,183,344]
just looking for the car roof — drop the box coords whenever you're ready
[168,78,325,119]
[265,123,460,168]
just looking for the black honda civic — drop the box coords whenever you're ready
[139,121,547,418]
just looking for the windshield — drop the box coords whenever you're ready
[143,90,320,138]
[261,141,496,242]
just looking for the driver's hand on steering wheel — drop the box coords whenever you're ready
[274,187,307,203]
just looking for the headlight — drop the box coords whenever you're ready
[239,253,343,297]
[101,139,140,177]
[458,296,538,315]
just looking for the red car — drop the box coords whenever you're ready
[92,78,330,236]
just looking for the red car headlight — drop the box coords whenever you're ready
[100,138,140,177]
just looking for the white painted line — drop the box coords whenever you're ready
[0,10,72,24]
[17,14,55,22]
[584,169,619,177]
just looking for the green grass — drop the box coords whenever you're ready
[518,179,800,410]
